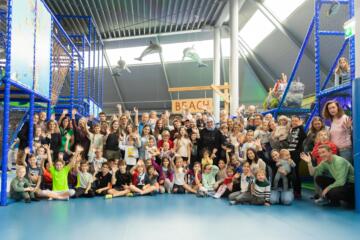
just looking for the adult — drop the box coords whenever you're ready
[58,109,74,152]
[44,120,62,160]
[71,110,90,159]
[269,150,294,205]
[198,117,221,164]
[300,145,354,207]
[288,115,306,199]
[104,120,121,160]
[134,107,150,135]
[322,100,353,164]
[302,116,326,153]
[157,130,174,149]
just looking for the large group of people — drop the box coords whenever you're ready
[8,99,355,208]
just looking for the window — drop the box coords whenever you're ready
[264,0,306,22]
[238,10,275,49]
[84,39,232,68]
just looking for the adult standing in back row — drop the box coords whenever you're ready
[322,100,353,164]
[199,118,221,165]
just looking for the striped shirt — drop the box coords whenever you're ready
[253,180,271,202]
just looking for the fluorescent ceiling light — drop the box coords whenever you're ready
[264,0,306,22]
[238,10,275,49]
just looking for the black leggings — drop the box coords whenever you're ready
[315,176,354,205]
[290,151,301,194]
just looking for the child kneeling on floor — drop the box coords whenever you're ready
[10,166,37,203]
[197,164,219,197]
[231,169,271,206]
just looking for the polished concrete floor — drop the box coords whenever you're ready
[0,192,359,240]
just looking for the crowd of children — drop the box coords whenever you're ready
[8,100,355,208]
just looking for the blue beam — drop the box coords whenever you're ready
[276,17,315,116]
[319,31,345,36]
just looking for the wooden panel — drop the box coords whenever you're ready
[172,98,213,113]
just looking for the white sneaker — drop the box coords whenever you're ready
[229,200,237,205]
[314,197,330,205]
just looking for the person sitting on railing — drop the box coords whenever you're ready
[334,57,350,86]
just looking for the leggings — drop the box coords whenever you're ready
[315,175,354,205]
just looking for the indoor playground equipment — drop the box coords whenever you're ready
[262,0,355,132]
[0,0,105,206]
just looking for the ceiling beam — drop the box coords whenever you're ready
[103,0,117,38]
[237,34,277,86]
[102,28,207,42]
[253,0,329,75]
[110,0,122,37]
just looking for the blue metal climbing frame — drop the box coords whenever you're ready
[55,15,104,117]
[0,0,105,206]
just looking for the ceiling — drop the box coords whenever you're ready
[44,0,227,39]
[44,0,353,113]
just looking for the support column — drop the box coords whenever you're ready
[213,27,221,122]
[229,0,239,116]
[353,0,360,213]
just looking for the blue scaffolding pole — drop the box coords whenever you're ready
[351,0,359,213]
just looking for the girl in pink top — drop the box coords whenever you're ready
[322,100,353,164]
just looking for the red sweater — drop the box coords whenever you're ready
[312,141,338,165]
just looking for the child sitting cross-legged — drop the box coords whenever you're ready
[229,162,254,204]
[39,145,78,200]
[10,166,37,203]
[197,164,219,197]
[170,156,197,194]
[231,169,271,206]
[106,160,132,198]
[129,160,157,195]
[93,162,112,196]
[213,166,235,199]
[74,161,95,198]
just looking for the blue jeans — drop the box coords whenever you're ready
[339,148,353,165]
[270,190,294,205]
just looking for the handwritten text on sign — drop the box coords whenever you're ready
[172,98,213,113]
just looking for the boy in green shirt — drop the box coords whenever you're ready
[301,144,354,207]
[10,166,36,203]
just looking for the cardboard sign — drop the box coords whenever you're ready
[172,98,213,113]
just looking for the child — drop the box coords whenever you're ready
[198,164,219,196]
[145,137,159,161]
[86,123,105,162]
[44,145,77,200]
[229,162,254,204]
[232,169,271,206]
[270,115,290,150]
[93,162,112,195]
[273,149,296,191]
[75,161,95,198]
[240,130,257,161]
[311,130,337,165]
[10,166,36,203]
[25,151,42,194]
[106,160,132,198]
[201,149,214,170]
[171,156,197,194]
[129,161,156,195]
[119,136,140,169]
[153,157,174,194]
[186,161,203,193]
[147,165,160,193]
[213,166,235,199]
[159,142,174,160]
[89,148,107,173]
